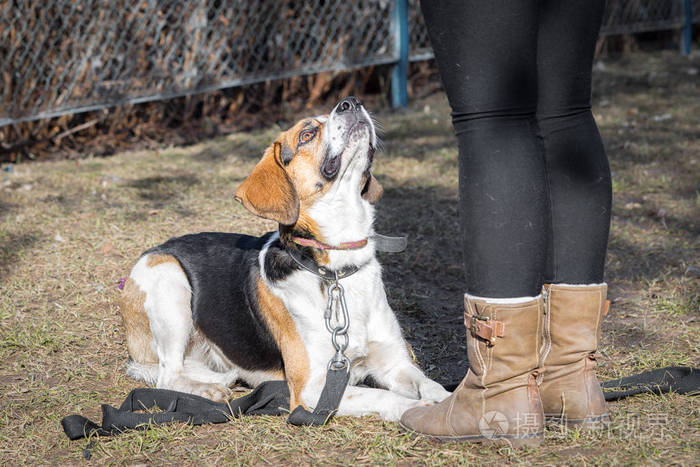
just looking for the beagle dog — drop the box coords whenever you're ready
[119,97,450,421]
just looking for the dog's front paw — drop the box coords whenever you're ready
[382,398,437,422]
[418,379,451,403]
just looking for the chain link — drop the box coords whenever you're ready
[324,275,351,371]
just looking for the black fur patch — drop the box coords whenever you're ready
[265,231,325,286]
[144,232,287,372]
[263,239,300,283]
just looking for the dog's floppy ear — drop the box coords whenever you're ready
[235,142,299,225]
[361,172,383,204]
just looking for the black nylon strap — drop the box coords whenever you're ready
[287,366,351,426]
[61,368,352,439]
[601,366,698,400]
[442,366,699,398]
[61,381,290,441]
[286,247,359,281]
[62,366,698,441]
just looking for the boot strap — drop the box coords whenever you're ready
[465,313,505,345]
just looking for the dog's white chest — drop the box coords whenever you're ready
[270,264,381,365]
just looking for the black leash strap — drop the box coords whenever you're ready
[601,366,698,401]
[287,366,351,426]
[61,381,290,441]
[62,366,698,441]
[61,368,351,440]
[439,366,699,398]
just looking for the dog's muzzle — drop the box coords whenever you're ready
[322,96,370,179]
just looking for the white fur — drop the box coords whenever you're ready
[124,103,450,421]
[323,103,377,162]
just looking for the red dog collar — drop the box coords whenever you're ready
[291,237,368,250]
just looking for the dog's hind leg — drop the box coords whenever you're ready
[125,346,238,395]
[131,255,232,402]
[182,357,239,388]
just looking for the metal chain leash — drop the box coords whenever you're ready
[324,273,351,372]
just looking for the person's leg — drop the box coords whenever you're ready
[421,0,548,298]
[537,0,611,284]
[400,1,545,447]
[536,0,612,427]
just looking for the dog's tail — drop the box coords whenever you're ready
[125,360,159,386]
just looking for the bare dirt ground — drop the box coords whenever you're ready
[1,50,698,464]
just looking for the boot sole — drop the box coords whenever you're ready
[545,413,611,430]
[398,422,543,449]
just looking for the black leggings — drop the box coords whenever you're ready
[420,0,612,297]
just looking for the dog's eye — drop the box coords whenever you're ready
[298,129,316,145]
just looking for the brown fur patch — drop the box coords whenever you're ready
[119,278,157,363]
[361,172,383,204]
[281,120,334,205]
[256,278,310,411]
[234,142,300,225]
[281,214,330,266]
[235,117,334,227]
[146,253,181,269]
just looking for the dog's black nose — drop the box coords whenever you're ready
[336,96,362,113]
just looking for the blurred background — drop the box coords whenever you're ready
[1,0,698,163]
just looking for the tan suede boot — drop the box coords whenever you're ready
[540,283,610,428]
[399,296,544,448]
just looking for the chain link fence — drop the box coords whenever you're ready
[1,0,696,127]
[0,0,396,126]
[602,0,692,34]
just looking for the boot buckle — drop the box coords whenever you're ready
[466,314,505,345]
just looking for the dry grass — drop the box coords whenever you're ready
[1,50,698,464]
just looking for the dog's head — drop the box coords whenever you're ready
[235,97,382,226]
